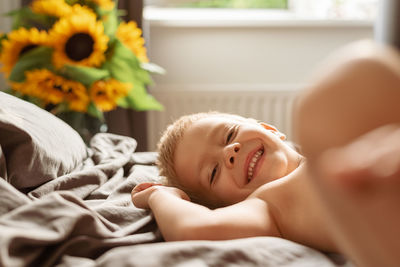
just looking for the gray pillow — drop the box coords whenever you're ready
[0,92,88,189]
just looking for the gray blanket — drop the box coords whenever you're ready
[0,134,350,267]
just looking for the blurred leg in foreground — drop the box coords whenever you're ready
[294,40,400,267]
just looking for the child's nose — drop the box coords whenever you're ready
[223,143,241,168]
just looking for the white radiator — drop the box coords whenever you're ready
[147,85,301,151]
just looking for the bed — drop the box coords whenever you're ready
[0,91,352,267]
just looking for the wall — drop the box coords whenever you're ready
[143,7,374,150]
[144,8,374,87]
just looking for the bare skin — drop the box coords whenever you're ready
[132,115,338,252]
[294,40,400,267]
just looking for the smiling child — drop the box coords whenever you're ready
[131,111,338,252]
[132,40,400,266]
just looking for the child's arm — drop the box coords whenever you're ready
[131,183,281,241]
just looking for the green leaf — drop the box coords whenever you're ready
[103,39,163,111]
[9,46,54,82]
[119,82,163,111]
[65,0,80,5]
[141,62,166,75]
[103,38,152,84]
[3,88,24,98]
[87,102,104,120]
[99,8,119,38]
[7,7,56,30]
[4,88,44,107]
[116,95,130,108]
[50,102,70,114]
[0,34,7,53]
[133,67,153,86]
[61,65,110,87]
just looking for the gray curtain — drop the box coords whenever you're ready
[21,0,149,151]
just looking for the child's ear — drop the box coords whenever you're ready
[259,122,286,140]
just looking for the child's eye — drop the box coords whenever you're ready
[210,165,218,185]
[226,126,236,144]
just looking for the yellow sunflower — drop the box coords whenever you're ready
[87,0,115,10]
[12,69,90,112]
[63,79,90,112]
[31,0,73,18]
[50,12,109,69]
[0,28,48,76]
[70,3,98,18]
[12,69,64,104]
[116,21,149,63]
[10,81,32,96]
[32,0,96,18]
[90,79,131,111]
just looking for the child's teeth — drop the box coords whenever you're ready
[247,149,263,181]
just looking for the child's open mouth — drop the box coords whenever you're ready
[246,146,264,184]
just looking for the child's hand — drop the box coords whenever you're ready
[131,182,191,209]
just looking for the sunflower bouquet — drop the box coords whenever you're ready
[0,0,163,140]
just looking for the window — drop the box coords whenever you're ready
[145,0,378,20]
[146,0,288,9]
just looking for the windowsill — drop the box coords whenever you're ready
[144,6,374,28]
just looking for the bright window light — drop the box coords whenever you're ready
[145,0,379,20]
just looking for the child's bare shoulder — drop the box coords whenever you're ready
[245,164,308,222]
[248,164,305,203]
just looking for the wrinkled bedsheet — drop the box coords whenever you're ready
[0,134,352,267]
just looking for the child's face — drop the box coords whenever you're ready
[174,115,302,206]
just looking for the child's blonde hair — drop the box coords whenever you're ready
[156,111,257,207]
